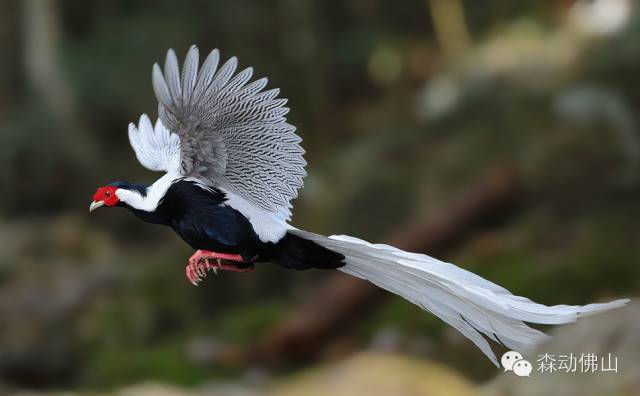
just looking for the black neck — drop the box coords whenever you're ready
[125,206,171,225]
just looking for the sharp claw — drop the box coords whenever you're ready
[203,259,213,275]
[187,250,251,283]
[203,260,211,276]
[187,263,202,286]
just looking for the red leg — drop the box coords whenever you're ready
[185,250,255,286]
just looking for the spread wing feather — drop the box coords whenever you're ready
[151,45,306,220]
[128,114,181,173]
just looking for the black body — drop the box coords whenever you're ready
[112,180,344,269]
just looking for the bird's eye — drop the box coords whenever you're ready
[105,191,111,197]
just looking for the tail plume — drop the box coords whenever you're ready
[290,229,629,366]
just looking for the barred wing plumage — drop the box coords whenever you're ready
[151,46,306,221]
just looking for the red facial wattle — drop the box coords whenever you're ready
[93,186,119,206]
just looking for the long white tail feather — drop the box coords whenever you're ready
[290,229,629,366]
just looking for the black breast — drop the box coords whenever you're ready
[131,180,275,260]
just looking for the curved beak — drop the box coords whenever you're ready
[89,200,105,213]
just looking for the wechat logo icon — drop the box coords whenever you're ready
[501,350,532,377]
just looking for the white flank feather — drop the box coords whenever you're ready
[290,229,629,366]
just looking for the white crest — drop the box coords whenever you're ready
[116,172,179,212]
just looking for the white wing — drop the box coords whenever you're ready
[128,114,181,173]
[151,45,306,221]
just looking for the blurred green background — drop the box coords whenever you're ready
[1,0,639,395]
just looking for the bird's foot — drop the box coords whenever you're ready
[186,250,255,286]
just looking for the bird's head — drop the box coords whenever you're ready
[90,181,150,213]
[89,186,120,212]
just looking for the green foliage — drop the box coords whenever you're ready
[84,342,208,388]
[216,302,288,343]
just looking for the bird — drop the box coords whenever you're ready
[90,46,629,366]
